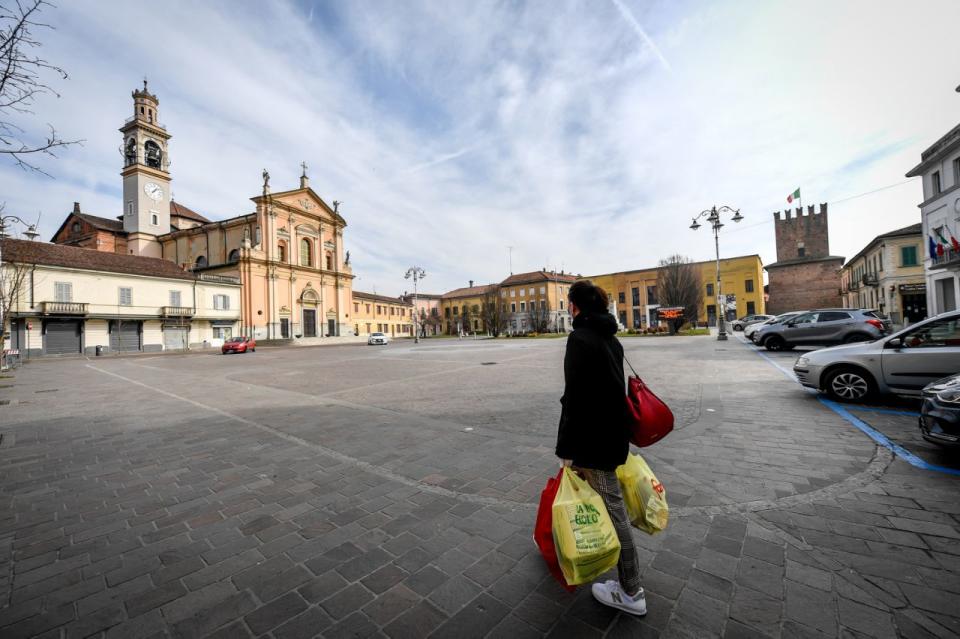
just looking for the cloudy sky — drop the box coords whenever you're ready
[2,0,959,296]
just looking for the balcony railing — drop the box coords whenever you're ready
[931,247,960,269]
[40,301,88,315]
[848,280,860,291]
[162,306,195,317]
[861,273,878,286]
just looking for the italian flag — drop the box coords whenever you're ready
[786,188,800,204]
[936,227,960,252]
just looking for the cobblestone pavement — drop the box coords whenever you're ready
[0,334,958,638]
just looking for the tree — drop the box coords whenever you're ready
[478,286,508,337]
[459,303,471,335]
[1,0,81,175]
[656,255,703,334]
[0,241,31,349]
[423,307,441,336]
[528,299,551,333]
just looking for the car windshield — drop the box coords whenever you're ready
[226,337,246,343]
[372,333,384,337]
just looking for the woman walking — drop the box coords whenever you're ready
[555,280,646,616]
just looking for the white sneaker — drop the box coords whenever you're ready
[591,580,647,616]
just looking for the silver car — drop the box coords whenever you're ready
[745,311,803,342]
[794,311,960,401]
[731,314,774,332]
[756,309,892,351]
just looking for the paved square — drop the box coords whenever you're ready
[1,335,958,638]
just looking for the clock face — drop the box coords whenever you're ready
[144,182,163,201]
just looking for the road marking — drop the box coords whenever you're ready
[734,334,960,476]
[85,363,532,508]
[847,406,921,417]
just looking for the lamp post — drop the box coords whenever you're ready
[0,215,40,359]
[690,205,743,341]
[404,266,426,343]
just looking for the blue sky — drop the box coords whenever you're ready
[1,0,959,296]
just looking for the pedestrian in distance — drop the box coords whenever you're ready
[556,279,647,616]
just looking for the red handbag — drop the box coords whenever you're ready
[534,469,575,592]
[624,356,674,447]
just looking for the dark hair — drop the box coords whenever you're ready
[568,280,609,314]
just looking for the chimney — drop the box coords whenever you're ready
[469,280,474,288]
[73,202,81,214]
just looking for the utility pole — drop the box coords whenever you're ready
[507,246,513,275]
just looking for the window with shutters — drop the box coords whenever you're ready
[55,282,73,302]
[169,291,181,307]
[119,287,132,306]
[901,245,918,266]
[213,294,230,310]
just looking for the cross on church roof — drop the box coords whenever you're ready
[301,161,308,177]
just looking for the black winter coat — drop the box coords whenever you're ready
[555,312,630,471]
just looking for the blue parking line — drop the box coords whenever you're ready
[820,398,960,477]
[846,406,921,418]
[735,334,959,476]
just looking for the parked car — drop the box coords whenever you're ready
[746,311,804,343]
[731,314,774,332]
[793,311,960,401]
[919,373,960,447]
[757,309,892,351]
[222,336,255,354]
[368,332,389,345]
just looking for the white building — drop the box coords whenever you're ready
[906,120,960,314]
[1,238,240,357]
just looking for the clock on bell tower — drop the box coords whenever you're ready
[120,79,172,257]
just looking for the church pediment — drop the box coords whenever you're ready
[252,187,346,226]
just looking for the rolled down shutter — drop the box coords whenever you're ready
[110,321,142,352]
[44,319,82,355]
[163,328,187,350]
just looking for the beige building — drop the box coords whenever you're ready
[352,291,414,337]
[1,238,239,357]
[498,270,577,333]
[840,223,926,325]
[400,292,442,337]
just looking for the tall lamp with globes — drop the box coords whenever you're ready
[690,205,743,341]
[404,266,426,343]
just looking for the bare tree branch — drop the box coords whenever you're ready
[0,0,82,175]
[656,255,704,334]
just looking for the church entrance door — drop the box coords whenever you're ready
[303,310,317,337]
[327,319,336,337]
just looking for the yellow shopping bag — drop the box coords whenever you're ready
[616,454,669,534]
[551,467,621,585]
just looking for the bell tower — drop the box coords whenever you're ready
[120,79,171,257]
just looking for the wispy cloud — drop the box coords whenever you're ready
[0,0,958,295]
[609,0,672,72]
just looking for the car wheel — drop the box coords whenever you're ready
[824,367,874,402]
[843,333,870,344]
[764,335,786,351]
[733,324,742,331]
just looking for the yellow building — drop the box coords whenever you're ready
[352,291,414,337]
[439,282,495,335]
[590,254,765,328]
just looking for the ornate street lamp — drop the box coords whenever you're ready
[404,266,426,343]
[690,205,743,341]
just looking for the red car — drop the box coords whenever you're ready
[222,336,256,354]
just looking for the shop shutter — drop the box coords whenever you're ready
[110,321,141,352]
[163,327,188,350]
[44,319,81,355]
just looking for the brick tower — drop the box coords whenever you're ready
[765,203,844,314]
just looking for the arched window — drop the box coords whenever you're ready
[124,138,136,166]
[325,253,333,270]
[228,249,240,263]
[144,140,162,169]
[277,241,287,262]
[195,255,207,269]
[300,238,312,266]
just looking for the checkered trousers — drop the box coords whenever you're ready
[578,467,643,596]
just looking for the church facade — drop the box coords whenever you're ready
[52,82,355,340]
